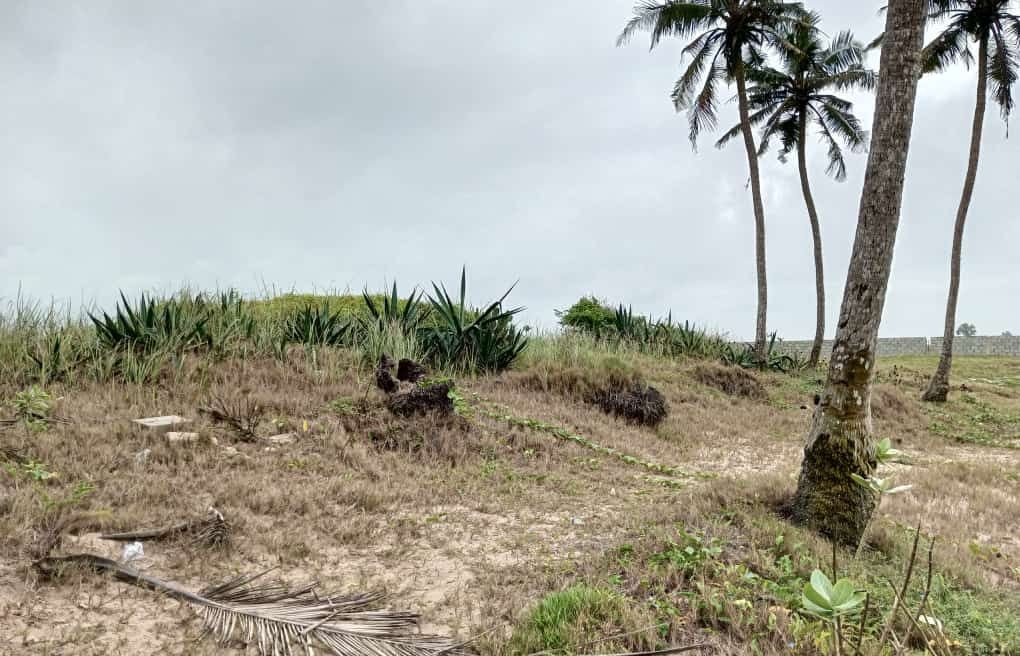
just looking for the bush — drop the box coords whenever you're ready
[556,297,730,360]
[419,268,528,374]
[557,296,617,335]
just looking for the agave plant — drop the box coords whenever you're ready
[36,555,464,656]
[422,268,527,373]
[722,332,798,373]
[27,331,73,384]
[89,292,210,354]
[362,282,429,333]
[283,303,352,347]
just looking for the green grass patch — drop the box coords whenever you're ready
[507,585,656,655]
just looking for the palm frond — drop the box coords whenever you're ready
[37,554,464,656]
[988,28,1018,119]
[617,1,715,48]
[686,57,725,147]
[922,24,974,73]
[821,67,878,92]
[822,30,867,72]
[715,104,776,149]
[671,30,721,110]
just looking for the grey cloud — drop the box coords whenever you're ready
[1,1,1016,338]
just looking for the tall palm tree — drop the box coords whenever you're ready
[717,15,875,367]
[922,0,1019,402]
[617,0,807,360]
[792,0,927,547]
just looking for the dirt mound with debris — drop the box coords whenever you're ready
[692,363,767,400]
[586,382,667,427]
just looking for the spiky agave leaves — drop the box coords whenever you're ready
[36,554,465,656]
[422,267,527,374]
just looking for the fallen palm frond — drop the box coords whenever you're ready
[100,507,230,548]
[35,554,466,656]
[200,396,263,441]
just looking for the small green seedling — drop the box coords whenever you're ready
[850,473,912,497]
[874,438,902,464]
[801,570,866,620]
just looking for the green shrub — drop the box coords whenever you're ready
[282,303,353,347]
[556,297,730,360]
[557,296,617,335]
[419,268,528,374]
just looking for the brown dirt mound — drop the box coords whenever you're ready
[692,364,767,400]
[376,356,454,416]
[586,382,668,427]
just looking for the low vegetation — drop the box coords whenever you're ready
[1,290,1018,655]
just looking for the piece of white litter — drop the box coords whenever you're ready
[134,448,151,464]
[121,541,144,564]
[267,433,297,444]
[133,416,189,432]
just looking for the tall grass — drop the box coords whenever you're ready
[0,273,529,387]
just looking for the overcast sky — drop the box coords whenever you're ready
[2,1,1016,339]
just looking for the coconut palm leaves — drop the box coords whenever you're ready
[617,0,810,146]
[717,15,874,180]
[923,0,1019,118]
[36,555,463,656]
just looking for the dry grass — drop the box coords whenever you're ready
[1,347,1018,654]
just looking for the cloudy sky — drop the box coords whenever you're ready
[2,1,1016,339]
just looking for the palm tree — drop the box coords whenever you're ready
[717,15,875,367]
[617,0,808,360]
[922,0,1019,402]
[792,0,927,547]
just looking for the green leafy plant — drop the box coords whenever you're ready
[850,473,913,560]
[651,528,723,575]
[21,459,59,481]
[801,570,867,656]
[802,570,867,620]
[89,292,210,354]
[874,438,902,464]
[13,385,54,432]
[283,303,352,347]
[362,282,428,334]
[722,332,801,373]
[421,268,527,373]
[556,296,616,335]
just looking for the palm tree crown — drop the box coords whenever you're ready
[923,0,1020,119]
[617,0,809,146]
[717,16,875,179]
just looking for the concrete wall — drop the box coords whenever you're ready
[773,335,1020,358]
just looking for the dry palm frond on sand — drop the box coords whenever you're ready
[35,555,466,656]
[100,507,230,548]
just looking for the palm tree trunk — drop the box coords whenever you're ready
[792,0,926,547]
[797,112,826,368]
[922,35,988,403]
[734,58,769,361]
